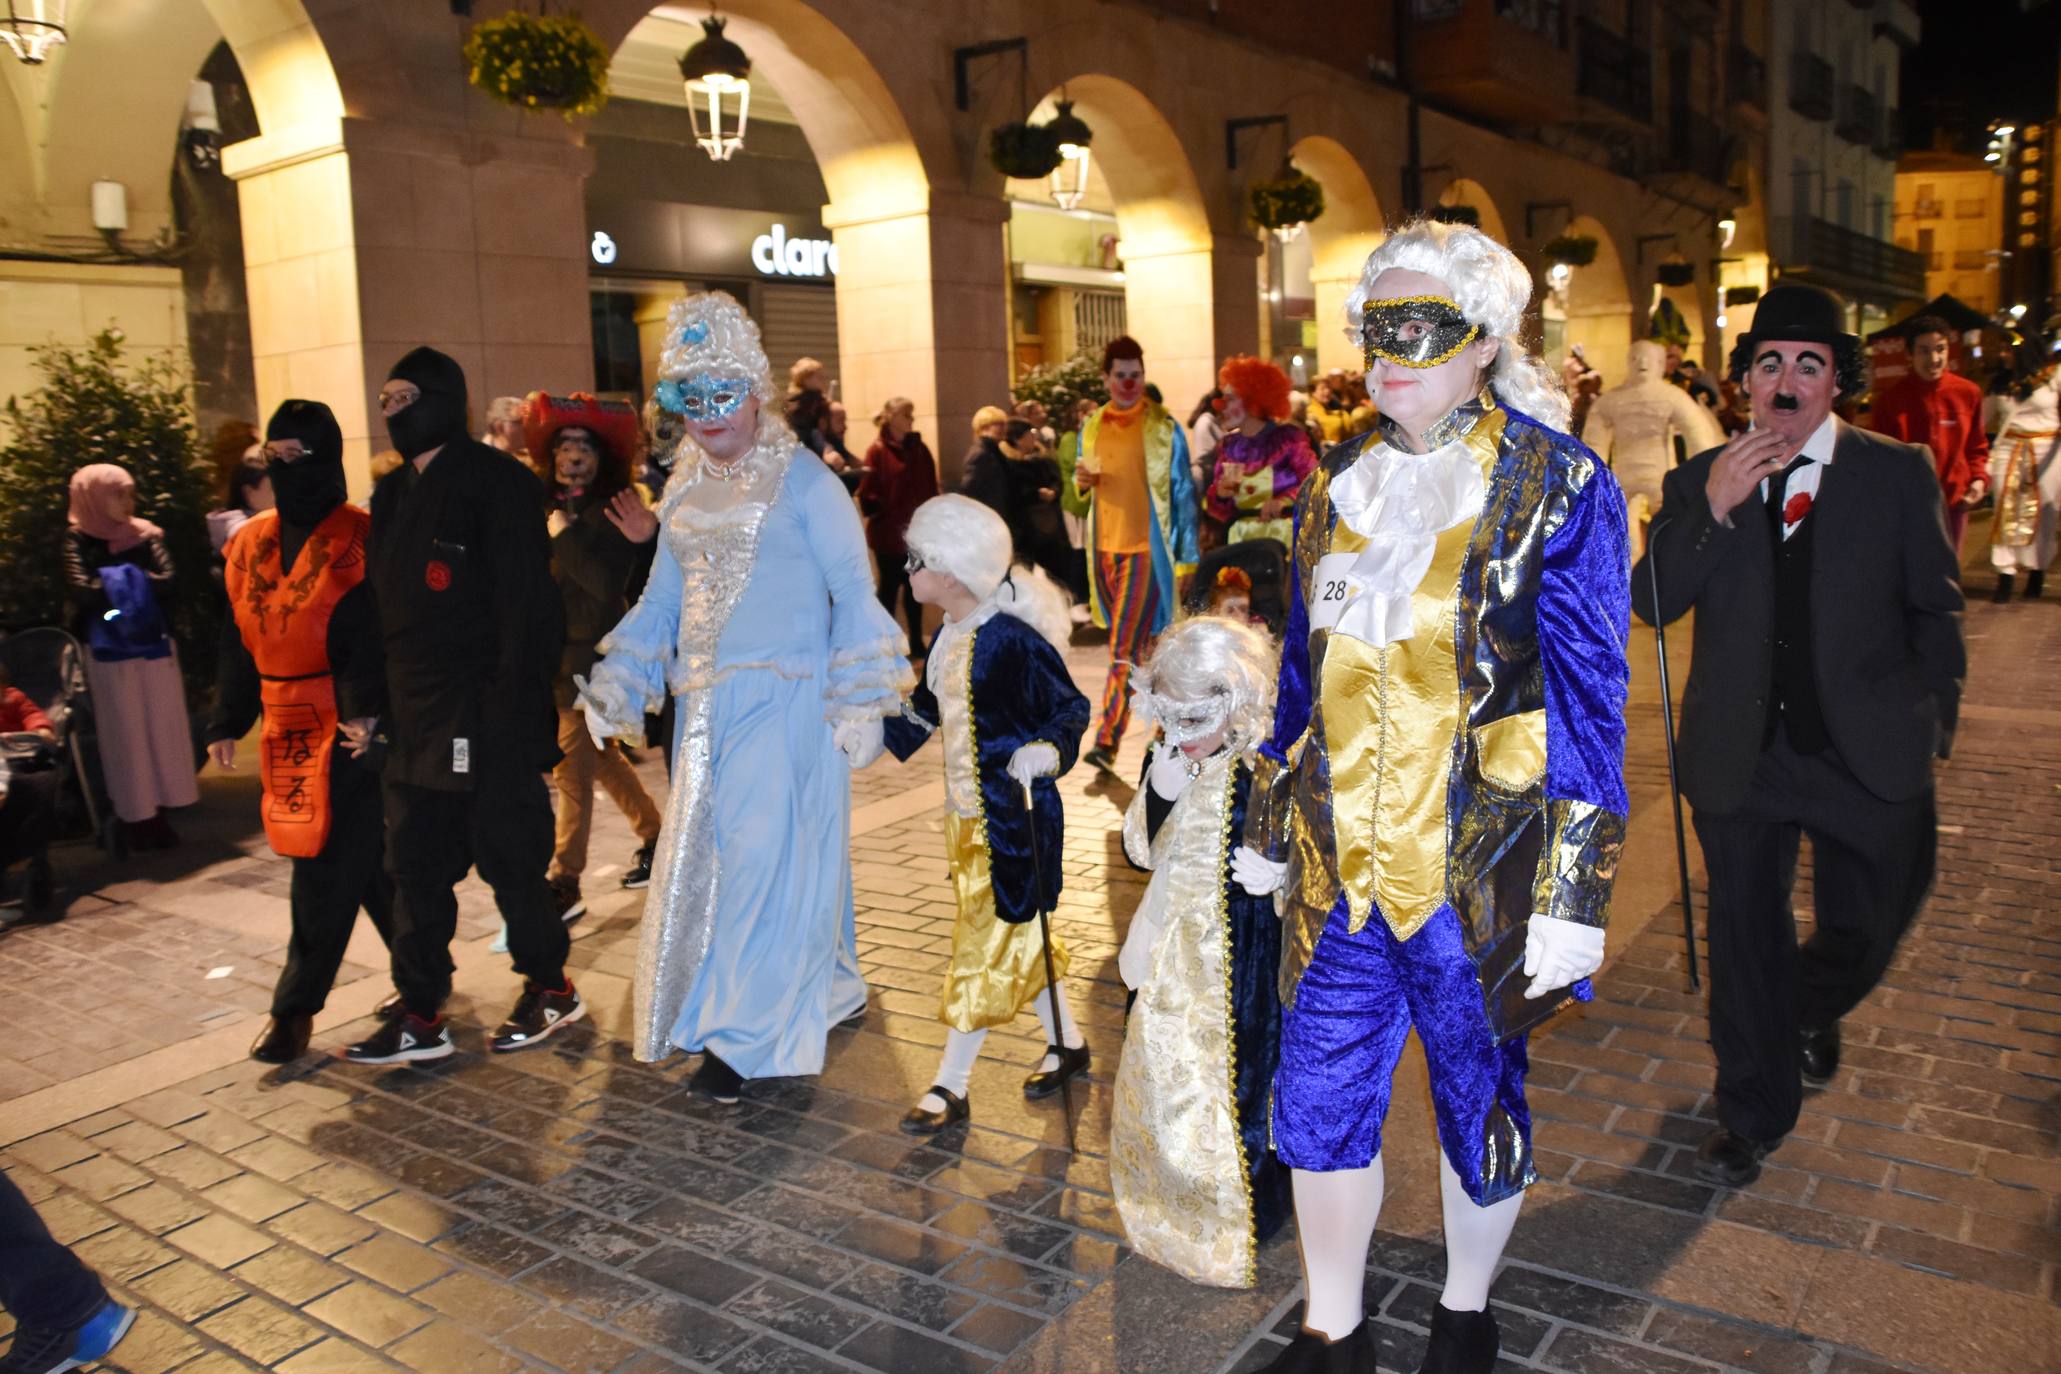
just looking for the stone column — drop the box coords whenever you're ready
[1311,267,1363,373]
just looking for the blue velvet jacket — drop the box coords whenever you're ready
[884,610,1091,924]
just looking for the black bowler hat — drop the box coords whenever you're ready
[1738,283,1856,352]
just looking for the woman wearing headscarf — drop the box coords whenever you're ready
[63,464,200,849]
[577,292,912,1105]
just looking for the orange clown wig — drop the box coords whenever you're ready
[1217,355,1292,422]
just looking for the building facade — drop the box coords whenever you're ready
[1893,151,2005,317]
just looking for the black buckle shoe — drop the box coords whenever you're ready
[1256,1319,1377,1372]
[1692,1127,1775,1187]
[343,1013,454,1065]
[250,1015,313,1065]
[690,1051,744,1105]
[1023,1042,1090,1099]
[1417,1303,1499,1374]
[900,1085,969,1135]
[1799,1021,1840,1085]
[490,981,585,1053]
[621,843,656,889]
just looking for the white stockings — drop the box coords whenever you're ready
[915,978,1084,1113]
[1031,977,1084,1071]
[1436,1153,1522,1313]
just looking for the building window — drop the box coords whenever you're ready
[1073,291,1128,360]
[1835,179,1855,228]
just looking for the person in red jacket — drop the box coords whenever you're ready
[857,397,938,659]
[1870,316,1990,560]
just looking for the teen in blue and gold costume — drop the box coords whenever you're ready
[1236,222,1631,1374]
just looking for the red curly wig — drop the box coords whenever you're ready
[1217,355,1292,422]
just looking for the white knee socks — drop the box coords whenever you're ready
[1031,977,1084,1071]
[1436,1152,1523,1313]
[917,1027,988,1112]
[1291,1158,1385,1339]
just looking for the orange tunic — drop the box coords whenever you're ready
[1092,404,1152,554]
[223,506,369,858]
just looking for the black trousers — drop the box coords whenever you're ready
[273,747,394,1017]
[1692,725,1937,1143]
[874,558,927,657]
[0,767,56,868]
[0,1170,104,1331]
[384,758,566,1018]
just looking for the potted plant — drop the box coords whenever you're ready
[1540,233,1599,268]
[1429,203,1481,228]
[1657,254,1695,287]
[463,6,611,120]
[989,121,1064,180]
[1248,164,1325,236]
[1724,284,1761,307]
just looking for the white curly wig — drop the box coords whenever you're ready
[1345,220,1570,430]
[1132,615,1277,757]
[651,290,794,466]
[903,495,1073,650]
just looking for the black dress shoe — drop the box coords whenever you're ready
[1083,745,1119,777]
[1256,1319,1377,1373]
[1692,1127,1775,1187]
[691,1051,744,1105]
[1417,1303,1499,1374]
[900,1085,969,1135]
[1994,573,2017,604]
[250,1015,313,1064]
[2027,570,2045,600]
[1799,1021,1840,1085]
[1023,1042,1090,1099]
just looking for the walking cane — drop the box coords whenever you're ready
[1020,779,1078,1143]
[1645,524,1701,991]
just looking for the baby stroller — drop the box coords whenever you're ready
[1180,537,1291,637]
[0,627,108,911]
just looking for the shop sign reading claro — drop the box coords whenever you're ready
[751,222,838,278]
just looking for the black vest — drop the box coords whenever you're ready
[1764,468,1830,753]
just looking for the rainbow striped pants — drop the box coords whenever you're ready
[1094,550,1158,750]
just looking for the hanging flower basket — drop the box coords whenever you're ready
[989,121,1064,180]
[1541,233,1599,268]
[464,8,611,120]
[1428,204,1481,228]
[1723,284,1761,307]
[1248,167,1325,234]
[1657,256,1695,287]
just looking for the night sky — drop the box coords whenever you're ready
[1900,0,2060,150]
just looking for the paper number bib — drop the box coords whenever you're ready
[1307,552,1360,632]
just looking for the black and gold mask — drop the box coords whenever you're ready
[1361,295,1481,369]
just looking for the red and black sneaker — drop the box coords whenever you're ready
[342,1013,453,1065]
[490,981,585,1053]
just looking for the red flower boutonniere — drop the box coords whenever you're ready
[1782,491,1813,526]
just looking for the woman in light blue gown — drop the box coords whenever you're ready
[577,292,910,1103]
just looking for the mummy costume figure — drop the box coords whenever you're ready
[1237,223,1631,1374]
[1110,614,1291,1289]
[577,292,911,1105]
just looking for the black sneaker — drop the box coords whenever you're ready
[621,843,656,890]
[549,878,587,925]
[690,1050,744,1105]
[343,1013,454,1064]
[373,991,405,1021]
[490,981,585,1053]
[0,1296,135,1373]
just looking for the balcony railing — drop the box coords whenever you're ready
[1661,118,1731,186]
[1729,45,1767,110]
[1835,84,1878,145]
[1874,108,1904,159]
[1577,20,1652,122]
[1912,198,1943,219]
[1789,52,1835,121]
[1776,215,1928,298]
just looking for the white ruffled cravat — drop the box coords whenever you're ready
[1324,438,1485,646]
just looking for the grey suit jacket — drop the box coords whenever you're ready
[1631,422,1964,815]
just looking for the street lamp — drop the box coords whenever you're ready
[1717,217,1737,249]
[1044,99,1093,211]
[2,0,66,64]
[678,14,752,162]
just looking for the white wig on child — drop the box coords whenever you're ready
[1345,220,1570,430]
[904,494,1073,651]
[1131,615,1277,755]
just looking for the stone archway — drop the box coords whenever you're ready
[1435,177,1509,245]
[1555,214,1635,387]
[1291,135,1386,374]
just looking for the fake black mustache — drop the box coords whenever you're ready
[1772,393,1800,411]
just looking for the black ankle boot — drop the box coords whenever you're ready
[1994,573,2016,604]
[2027,570,2045,600]
[1416,1303,1499,1374]
[1257,1319,1376,1373]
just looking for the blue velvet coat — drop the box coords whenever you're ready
[884,611,1091,924]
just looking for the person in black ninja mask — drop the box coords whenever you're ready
[206,399,396,1064]
[344,347,581,1064]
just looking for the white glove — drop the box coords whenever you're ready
[1146,740,1194,802]
[834,716,884,770]
[573,672,637,750]
[1006,742,1062,788]
[1522,913,1605,999]
[1230,845,1288,897]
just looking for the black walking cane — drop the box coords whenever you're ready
[1020,779,1079,1145]
[1644,518,1701,991]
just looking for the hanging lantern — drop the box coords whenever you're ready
[1043,99,1093,211]
[678,14,752,162]
[2,0,67,64]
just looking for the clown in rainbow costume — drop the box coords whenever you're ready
[1237,221,1630,1374]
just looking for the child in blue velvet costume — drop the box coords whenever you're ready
[864,495,1093,1133]
[1110,614,1291,1289]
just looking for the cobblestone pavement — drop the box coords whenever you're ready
[2,598,2057,1374]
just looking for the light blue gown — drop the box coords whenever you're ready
[590,450,907,1078]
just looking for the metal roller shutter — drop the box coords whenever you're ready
[756,282,842,398]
